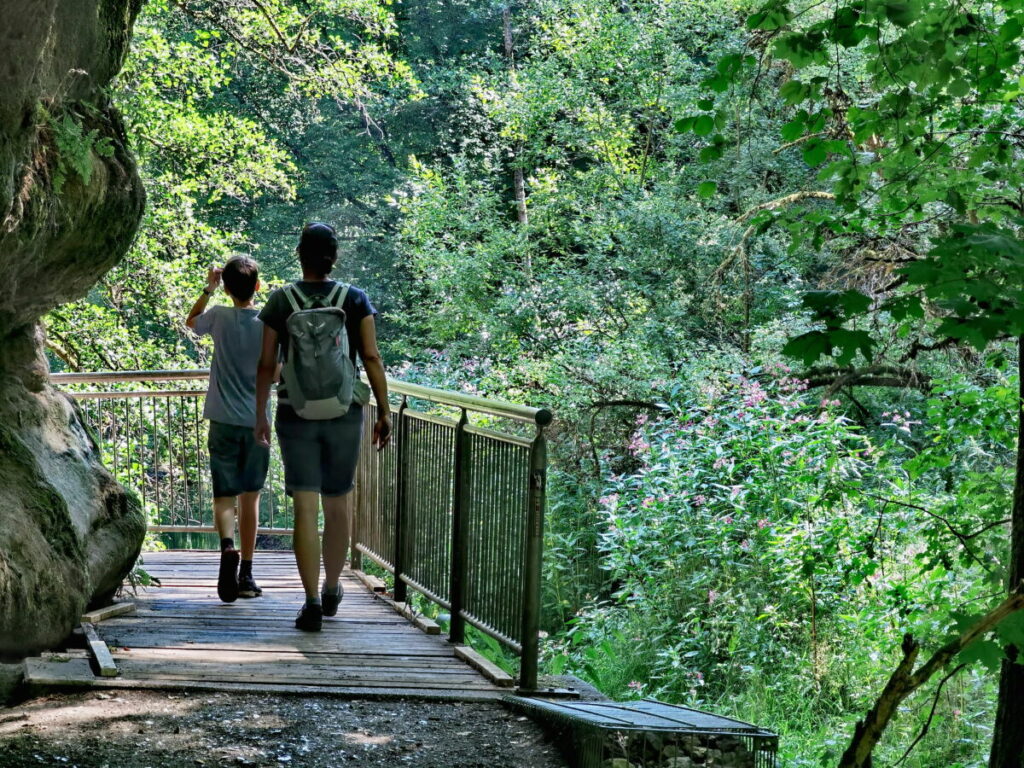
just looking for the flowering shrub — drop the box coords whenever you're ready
[547,368,1013,761]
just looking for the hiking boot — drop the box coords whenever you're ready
[321,583,344,617]
[217,548,240,603]
[238,574,263,599]
[295,603,323,632]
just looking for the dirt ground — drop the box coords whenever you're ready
[0,690,570,768]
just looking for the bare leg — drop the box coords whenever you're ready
[213,497,237,542]
[322,490,354,591]
[238,491,259,561]
[292,491,321,600]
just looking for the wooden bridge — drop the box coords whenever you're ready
[26,551,508,700]
[36,370,553,700]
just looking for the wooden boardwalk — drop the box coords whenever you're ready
[25,551,505,700]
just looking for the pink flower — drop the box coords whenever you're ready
[713,457,728,470]
[739,539,752,551]
[708,589,719,604]
[722,515,734,525]
[729,485,742,500]
[636,413,649,427]
[642,497,655,508]
[599,494,620,507]
[628,680,644,692]
[757,519,769,529]
[693,494,707,506]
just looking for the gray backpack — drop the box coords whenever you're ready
[280,282,370,419]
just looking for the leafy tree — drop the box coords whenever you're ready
[683,0,1024,764]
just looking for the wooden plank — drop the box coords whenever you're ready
[98,631,449,655]
[115,647,477,670]
[24,660,502,701]
[91,550,501,698]
[454,645,516,688]
[25,658,499,691]
[81,602,136,624]
[380,598,441,635]
[81,622,118,677]
[352,569,388,593]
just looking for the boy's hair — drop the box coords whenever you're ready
[222,256,259,302]
[298,222,338,278]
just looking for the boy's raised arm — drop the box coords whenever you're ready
[185,267,222,330]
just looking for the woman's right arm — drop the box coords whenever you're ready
[254,325,279,447]
[359,314,392,449]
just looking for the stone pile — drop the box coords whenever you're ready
[601,731,765,768]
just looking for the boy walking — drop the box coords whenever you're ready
[186,256,270,602]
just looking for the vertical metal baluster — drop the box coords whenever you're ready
[195,395,204,529]
[393,395,409,602]
[501,441,514,639]
[139,396,147,516]
[483,436,495,633]
[166,397,175,526]
[501,442,514,639]
[153,397,162,525]
[449,409,469,644]
[518,425,547,692]
[465,432,477,622]
[350,415,362,570]
[181,396,189,528]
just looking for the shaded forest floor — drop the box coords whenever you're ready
[0,690,569,767]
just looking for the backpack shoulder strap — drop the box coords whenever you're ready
[335,283,351,308]
[321,282,350,309]
[323,282,342,307]
[283,283,306,313]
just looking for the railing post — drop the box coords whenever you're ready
[393,395,409,603]
[518,426,547,692]
[349,461,363,572]
[448,409,470,644]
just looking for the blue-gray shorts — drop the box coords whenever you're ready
[275,404,363,497]
[208,421,269,498]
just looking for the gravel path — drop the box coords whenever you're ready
[0,690,570,768]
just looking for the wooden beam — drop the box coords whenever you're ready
[82,602,135,624]
[351,569,388,593]
[377,597,441,635]
[81,623,118,677]
[454,646,515,688]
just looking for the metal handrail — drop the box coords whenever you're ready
[51,369,553,426]
[52,367,551,691]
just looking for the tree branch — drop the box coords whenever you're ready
[839,590,1024,768]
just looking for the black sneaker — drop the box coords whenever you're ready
[321,583,344,616]
[295,603,323,632]
[217,548,240,603]
[238,574,263,599]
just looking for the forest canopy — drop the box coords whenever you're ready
[50,1,1024,766]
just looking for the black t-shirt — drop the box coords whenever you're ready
[258,280,377,400]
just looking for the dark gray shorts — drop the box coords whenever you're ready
[275,404,363,497]
[208,421,269,498]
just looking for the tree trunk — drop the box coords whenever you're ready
[988,336,1024,768]
[502,7,529,229]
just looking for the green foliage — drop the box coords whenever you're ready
[44,108,115,193]
[684,0,1024,364]
[40,1,1024,765]
[545,368,1014,766]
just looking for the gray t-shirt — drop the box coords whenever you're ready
[193,305,267,427]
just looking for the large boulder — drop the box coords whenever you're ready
[0,0,146,657]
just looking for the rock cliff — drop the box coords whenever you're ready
[0,0,146,656]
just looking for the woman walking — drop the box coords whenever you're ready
[255,222,391,631]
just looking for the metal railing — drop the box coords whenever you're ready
[51,369,552,689]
